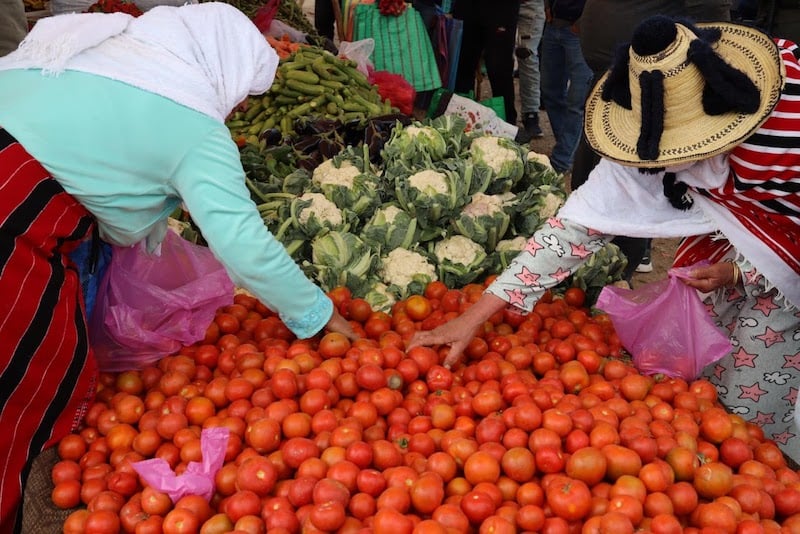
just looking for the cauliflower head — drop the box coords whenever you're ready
[312,159,362,188]
[408,170,449,195]
[470,135,526,193]
[379,247,437,298]
[434,235,486,266]
[296,192,343,226]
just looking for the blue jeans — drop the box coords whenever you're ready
[516,0,545,116]
[540,23,592,173]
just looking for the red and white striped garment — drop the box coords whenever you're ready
[0,129,97,534]
[675,39,800,275]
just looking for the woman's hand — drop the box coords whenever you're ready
[408,293,507,369]
[325,307,360,340]
[682,261,740,292]
[408,318,479,369]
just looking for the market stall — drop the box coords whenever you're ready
[15,3,800,533]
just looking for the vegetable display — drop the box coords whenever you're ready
[46,285,800,533]
[226,48,395,143]
[232,113,625,311]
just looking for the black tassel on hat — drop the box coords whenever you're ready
[601,43,633,109]
[687,38,761,115]
[630,16,675,161]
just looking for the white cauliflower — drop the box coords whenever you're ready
[312,159,362,187]
[538,192,565,219]
[470,136,519,174]
[408,170,449,195]
[378,204,404,224]
[434,235,485,266]
[406,125,435,139]
[495,235,528,252]
[463,193,513,217]
[364,281,397,313]
[379,247,437,289]
[527,150,553,169]
[297,192,343,226]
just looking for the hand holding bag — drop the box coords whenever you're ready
[595,261,733,380]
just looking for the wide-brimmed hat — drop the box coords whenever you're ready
[584,16,786,168]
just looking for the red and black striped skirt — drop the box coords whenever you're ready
[0,128,97,533]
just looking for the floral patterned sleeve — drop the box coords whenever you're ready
[485,217,613,312]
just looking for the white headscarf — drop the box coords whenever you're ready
[0,2,278,122]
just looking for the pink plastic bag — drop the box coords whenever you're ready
[595,262,732,380]
[132,427,229,503]
[90,230,234,371]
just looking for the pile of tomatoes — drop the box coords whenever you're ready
[51,280,800,533]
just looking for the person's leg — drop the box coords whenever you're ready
[548,28,592,174]
[483,1,519,125]
[515,0,545,141]
[636,238,653,273]
[540,25,571,172]
[412,0,442,112]
[0,0,26,57]
[569,133,601,191]
[516,1,544,115]
[613,236,648,282]
[314,0,336,39]
[453,3,482,96]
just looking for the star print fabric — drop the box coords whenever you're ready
[700,256,800,465]
[485,217,611,312]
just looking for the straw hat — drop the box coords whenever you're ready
[584,16,786,168]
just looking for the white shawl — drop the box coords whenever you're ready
[560,156,800,309]
[0,2,278,122]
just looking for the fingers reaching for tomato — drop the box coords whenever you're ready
[325,307,360,341]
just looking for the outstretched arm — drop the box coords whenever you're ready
[410,217,613,367]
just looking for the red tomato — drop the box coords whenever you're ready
[545,475,592,522]
[405,295,433,321]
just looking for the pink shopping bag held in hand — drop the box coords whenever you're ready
[595,261,732,381]
[90,230,234,372]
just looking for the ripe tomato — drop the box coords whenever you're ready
[426,365,453,391]
[161,507,200,534]
[83,509,121,534]
[500,447,536,483]
[51,480,82,509]
[463,451,501,485]
[347,298,373,323]
[318,332,351,359]
[563,287,586,308]
[545,475,592,522]
[405,295,433,321]
[460,489,496,524]
[409,472,445,515]
[236,455,278,497]
[424,280,448,300]
[693,461,733,500]
[565,446,606,486]
[309,500,346,531]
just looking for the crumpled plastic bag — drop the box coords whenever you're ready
[595,261,733,380]
[448,93,518,139]
[89,229,234,372]
[132,427,229,503]
[338,38,375,76]
[264,19,308,43]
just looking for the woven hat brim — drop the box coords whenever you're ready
[584,22,786,168]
